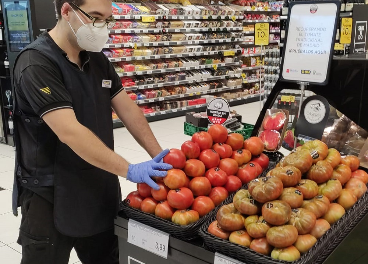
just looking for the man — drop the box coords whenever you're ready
[12,0,172,263]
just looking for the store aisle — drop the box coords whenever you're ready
[0,102,262,263]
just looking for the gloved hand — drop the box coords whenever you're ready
[127,149,173,190]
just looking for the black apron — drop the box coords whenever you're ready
[12,33,121,237]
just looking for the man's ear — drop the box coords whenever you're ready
[60,2,72,21]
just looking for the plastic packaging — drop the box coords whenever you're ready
[258,109,289,151]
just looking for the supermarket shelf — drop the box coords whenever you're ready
[280,15,287,20]
[112,15,245,20]
[242,65,262,70]
[117,62,241,77]
[112,93,264,128]
[123,74,242,91]
[243,19,280,23]
[241,53,265,57]
[105,38,244,48]
[135,85,244,105]
[108,48,242,62]
[108,27,242,34]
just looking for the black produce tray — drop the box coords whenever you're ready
[199,183,368,264]
[119,151,284,241]
[120,196,227,241]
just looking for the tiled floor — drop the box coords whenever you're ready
[0,103,263,263]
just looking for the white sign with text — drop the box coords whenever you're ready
[282,2,338,84]
[128,219,169,259]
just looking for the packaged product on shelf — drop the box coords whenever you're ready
[137,5,150,14]
[112,2,123,15]
[186,5,201,15]
[156,4,170,15]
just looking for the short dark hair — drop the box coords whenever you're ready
[54,0,85,19]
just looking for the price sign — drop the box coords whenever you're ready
[214,253,244,264]
[128,220,169,259]
[231,16,236,22]
[264,6,269,11]
[340,18,352,44]
[334,43,344,50]
[213,64,218,70]
[251,6,256,11]
[142,16,156,23]
[223,50,235,56]
[281,2,339,84]
[255,23,270,45]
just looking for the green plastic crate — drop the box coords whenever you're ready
[184,122,254,139]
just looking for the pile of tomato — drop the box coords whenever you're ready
[207,139,368,262]
[126,124,271,226]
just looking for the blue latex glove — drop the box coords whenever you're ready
[127,149,173,190]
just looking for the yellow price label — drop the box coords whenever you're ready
[223,51,235,56]
[213,64,218,70]
[134,43,138,49]
[231,16,236,22]
[203,16,208,19]
[243,80,248,84]
[334,43,344,51]
[281,95,291,102]
[290,96,296,103]
[264,6,269,11]
[255,23,270,46]
[251,6,256,11]
[196,92,201,95]
[142,16,156,22]
[241,73,247,78]
[340,18,352,44]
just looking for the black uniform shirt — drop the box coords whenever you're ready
[14,33,123,202]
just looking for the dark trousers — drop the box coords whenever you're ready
[17,189,119,264]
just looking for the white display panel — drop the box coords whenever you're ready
[281,2,339,84]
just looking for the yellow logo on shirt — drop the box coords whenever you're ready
[40,87,51,95]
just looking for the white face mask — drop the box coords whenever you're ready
[67,8,108,52]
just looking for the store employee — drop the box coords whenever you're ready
[12,0,172,263]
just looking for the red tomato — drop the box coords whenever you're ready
[229,230,252,247]
[163,148,186,169]
[219,158,239,176]
[244,137,265,156]
[191,196,215,217]
[208,124,228,143]
[155,201,175,220]
[184,159,206,177]
[213,143,233,159]
[140,197,158,214]
[183,176,190,188]
[172,209,199,225]
[250,237,273,255]
[226,133,245,151]
[208,221,230,240]
[199,149,220,169]
[251,153,270,170]
[163,169,188,190]
[209,187,229,206]
[126,191,143,209]
[192,131,213,151]
[189,177,212,196]
[345,178,367,199]
[181,141,201,159]
[231,149,252,166]
[309,219,330,239]
[137,183,152,198]
[167,187,194,210]
[351,169,368,184]
[341,155,360,172]
[205,167,228,187]
[151,183,169,201]
[224,176,242,193]
[237,162,263,184]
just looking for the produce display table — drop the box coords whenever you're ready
[114,211,368,264]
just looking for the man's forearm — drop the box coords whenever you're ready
[62,123,130,178]
[120,105,163,158]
